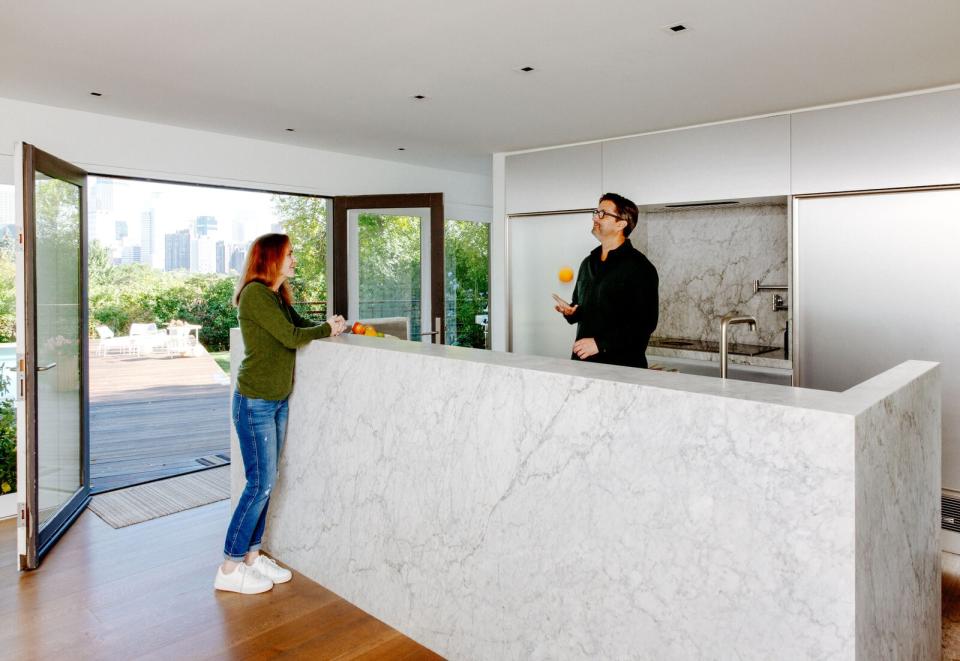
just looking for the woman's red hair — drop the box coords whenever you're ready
[233,233,293,306]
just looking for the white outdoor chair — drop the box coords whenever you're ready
[95,325,130,356]
[129,322,165,356]
[166,324,199,356]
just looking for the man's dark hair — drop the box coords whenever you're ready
[600,192,639,237]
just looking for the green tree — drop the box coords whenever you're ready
[444,220,489,348]
[0,234,15,343]
[272,195,327,306]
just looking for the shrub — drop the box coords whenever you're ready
[0,377,15,494]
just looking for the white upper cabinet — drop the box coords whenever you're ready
[505,143,602,214]
[791,89,960,194]
[601,115,790,205]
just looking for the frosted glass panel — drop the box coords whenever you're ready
[510,213,597,358]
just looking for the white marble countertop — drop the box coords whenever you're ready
[323,334,921,416]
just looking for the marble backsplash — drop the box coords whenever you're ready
[642,202,789,347]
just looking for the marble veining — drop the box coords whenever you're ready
[643,203,789,347]
[225,332,940,661]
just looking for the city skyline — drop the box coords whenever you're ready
[89,177,319,273]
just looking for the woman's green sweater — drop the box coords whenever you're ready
[236,281,331,400]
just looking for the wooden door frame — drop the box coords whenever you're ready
[331,193,444,342]
[19,143,91,570]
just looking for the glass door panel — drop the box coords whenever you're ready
[16,143,90,570]
[333,193,444,344]
[347,208,433,342]
[34,174,82,525]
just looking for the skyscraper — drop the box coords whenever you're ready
[120,246,141,264]
[193,235,216,273]
[140,210,154,267]
[115,220,128,241]
[194,215,218,237]
[165,229,190,271]
[216,241,226,274]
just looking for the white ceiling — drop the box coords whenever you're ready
[2,0,959,175]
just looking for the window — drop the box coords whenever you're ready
[444,219,490,349]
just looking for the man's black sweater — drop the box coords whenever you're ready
[565,239,659,368]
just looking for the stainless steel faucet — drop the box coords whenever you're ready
[720,313,758,379]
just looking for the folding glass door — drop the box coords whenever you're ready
[15,143,90,570]
[333,194,444,343]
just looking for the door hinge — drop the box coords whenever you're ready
[17,502,27,529]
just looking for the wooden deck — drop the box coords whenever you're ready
[89,345,231,492]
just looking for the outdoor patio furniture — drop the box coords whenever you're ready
[129,323,165,356]
[95,325,131,356]
[165,323,202,356]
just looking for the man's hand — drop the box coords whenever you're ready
[554,301,579,316]
[572,337,599,360]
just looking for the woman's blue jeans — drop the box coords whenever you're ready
[224,391,289,561]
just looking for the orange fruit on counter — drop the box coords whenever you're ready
[558,266,574,283]
[352,321,366,335]
[364,326,378,336]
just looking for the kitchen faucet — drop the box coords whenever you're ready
[720,314,758,379]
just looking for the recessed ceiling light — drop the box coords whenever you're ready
[515,66,535,73]
[90,92,103,97]
[663,23,688,33]
[410,94,428,101]
[285,128,295,132]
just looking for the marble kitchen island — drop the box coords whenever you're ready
[229,330,941,660]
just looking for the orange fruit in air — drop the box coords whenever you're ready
[558,266,574,283]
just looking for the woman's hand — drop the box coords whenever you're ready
[328,315,347,336]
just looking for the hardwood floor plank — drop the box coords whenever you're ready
[1,500,440,660]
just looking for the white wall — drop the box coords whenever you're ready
[0,96,491,209]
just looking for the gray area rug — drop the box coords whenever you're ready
[89,466,230,528]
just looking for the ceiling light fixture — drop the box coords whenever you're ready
[515,66,535,73]
[663,23,688,33]
[397,147,406,151]
[410,94,428,101]
[90,92,103,97]
[285,128,295,132]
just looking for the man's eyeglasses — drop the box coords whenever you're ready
[592,208,623,221]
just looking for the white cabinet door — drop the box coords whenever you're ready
[602,115,790,205]
[509,212,596,357]
[794,188,960,489]
[505,143,602,214]
[791,89,960,194]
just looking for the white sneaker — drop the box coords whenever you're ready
[252,555,293,584]
[214,562,274,594]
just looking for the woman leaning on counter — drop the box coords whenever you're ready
[214,233,347,595]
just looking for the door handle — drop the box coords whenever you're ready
[36,362,57,372]
[419,317,442,343]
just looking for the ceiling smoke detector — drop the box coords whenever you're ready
[663,23,689,33]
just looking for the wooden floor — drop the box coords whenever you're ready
[89,347,231,492]
[0,500,443,660]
